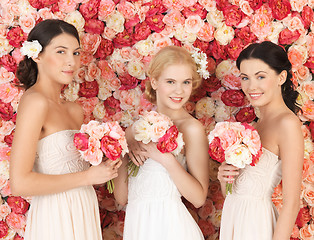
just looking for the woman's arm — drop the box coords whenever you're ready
[113,155,129,206]
[139,119,210,208]
[10,93,120,197]
[273,116,304,240]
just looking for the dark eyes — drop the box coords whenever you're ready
[57,50,81,56]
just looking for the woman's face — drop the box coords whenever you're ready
[35,33,81,86]
[239,58,285,108]
[151,63,193,111]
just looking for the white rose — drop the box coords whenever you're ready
[206,9,224,28]
[93,101,106,120]
[127,60,146,80]
[63,82,80,102]
[0,38,14,57]
[105,11,125,33]
[195,97,215,119]
[214,23,234,45]
[64,10,85,33]
[225,144,252,168]
[215,59,234,80]
[134,39,154,57]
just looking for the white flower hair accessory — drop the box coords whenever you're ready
[190,47,210,79]
[20,40,43,58]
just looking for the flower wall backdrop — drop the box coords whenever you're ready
[0,0,313,239]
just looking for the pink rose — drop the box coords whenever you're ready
[0,55,17,73]
[197,22,215,42]
[94,39,114,60]
[73,133,89,151]
[184,15,204,34]
[6,196,29,215]
[18,14,36,34]
[279,28,301,45]
[6,26,26,48]
[198,199,214,219]
[81,33,102,55]
[79,80,99,98]
[6,212,26,230]
[58,0,78,13]
[100,136,122,161]
[198,219,216,237]
[117,1,136,19]
[98,60,116,80]
[0,221,9,238]
[84,19,105,35]
[299,224,313,240]
[302,100,314,121]
[208,137,225,163]
[98,0,115,20]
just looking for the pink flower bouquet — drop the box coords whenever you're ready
[73,120,128,193]
[129,111,185,176]
[208,122,262,195]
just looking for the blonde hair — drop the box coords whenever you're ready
[145,46,202,103]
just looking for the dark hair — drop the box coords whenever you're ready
[16,19,80,90]
[236,41,300,114]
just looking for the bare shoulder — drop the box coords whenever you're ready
[179,117,206,138]
[276,112,302,133]
[18,90,49,114]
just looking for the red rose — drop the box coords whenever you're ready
[79,80,99,98]
[223,5,243,27]
[308,122,314,140]
[301,6,314,30]
[208,137,225,163]
[0,221,9,238]
[235,26,257,46]
[6,27,27,48]
[0,55,17,73]
[50,2,59,12]
[227,37,245,60]
[113,30,133,48]
[296,207,311,228]
[215,0,231,11]
[0,100,14,121]
[304,57,314,71]
[157,126,179,153]
[133,22,151,42]
[4,130,14,147]
[73,133,89,151]
[171,37,182,47]
[79,0,100,19]
[221,89,245,107]
[143,0,167,17]
[84,19,105,35]
[7,196,29,215]
[27,0,44,9]
[248,0,263,10]
[124,15,140,32]
[100,136,122,161]
[104,96,121,116]
[235,106,256,123]
[119,73,139,90]
[208,40,228,60]
[269,0,291,20]
[278,29,301,45]
[193,39,211,56]
[189,87,207,102]
[94,38,114,60]
[146,14,165,33]
[198,219,216,237]
[204,76,221,93]
[41,0,58,6]
[182,3,207,19]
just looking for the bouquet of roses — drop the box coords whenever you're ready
[73,120,128,193]
[128,110,185,177]
[208,122,262,195]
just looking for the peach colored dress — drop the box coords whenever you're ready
[220,148,282,240]
[24,130,102,240]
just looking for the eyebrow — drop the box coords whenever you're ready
[55,46,81,50]
[240,71,267,76]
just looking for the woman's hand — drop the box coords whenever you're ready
[87,158,122,185]
[125,127,147,166]
[217,161,239,184]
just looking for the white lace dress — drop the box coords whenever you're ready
[123,154,204,240]
[219,148,282,240]
[24,130,102,240]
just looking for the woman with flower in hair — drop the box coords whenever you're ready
[114,46,209,240]
[10,19,121,240]
[218,41,304,240]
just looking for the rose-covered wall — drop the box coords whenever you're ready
[0,0,313,239]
